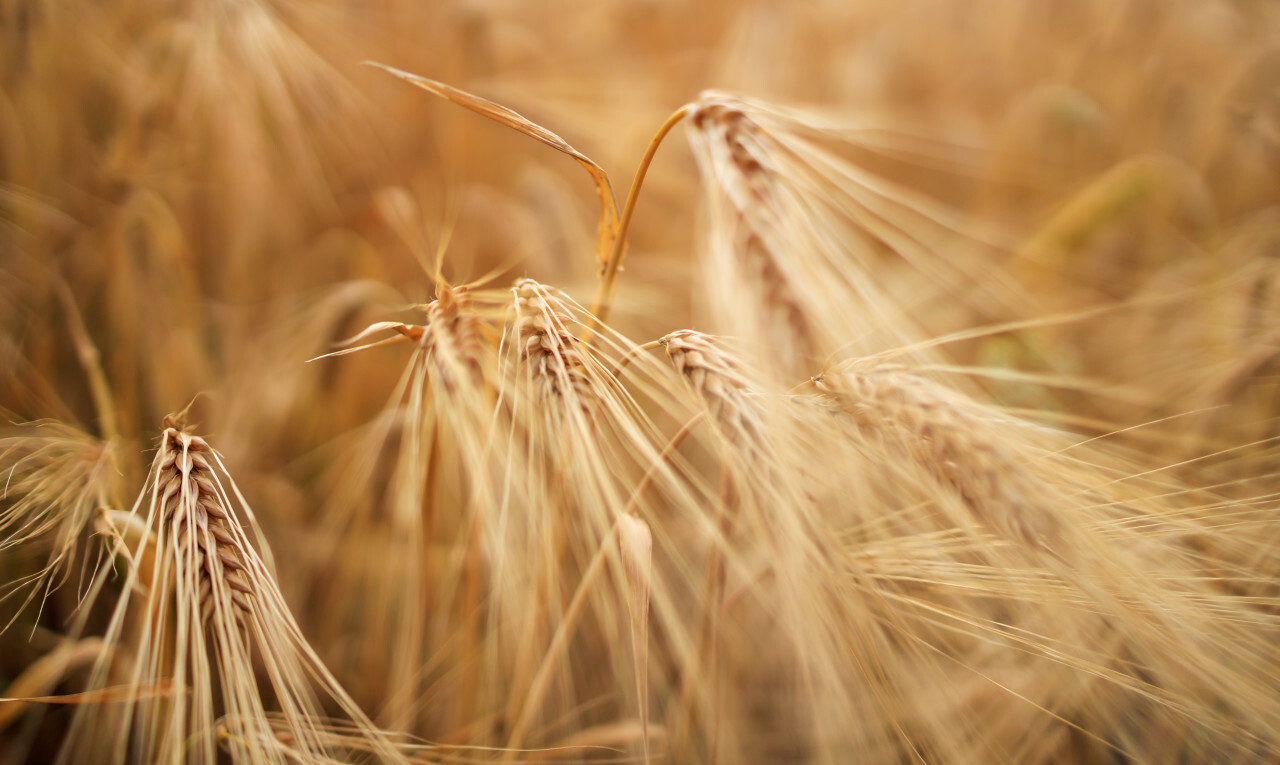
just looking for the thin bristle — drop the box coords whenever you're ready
[5,4,1280,763]
[53,422,410,765]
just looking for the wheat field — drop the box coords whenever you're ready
[3,1,1280,763]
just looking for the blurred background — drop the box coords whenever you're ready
[3,0,1280,761]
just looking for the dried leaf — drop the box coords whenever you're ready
[365,62,619,266]
[0,639,110,731]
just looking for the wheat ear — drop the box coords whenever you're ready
[660,330,767,452]
[811,358,1065,548]
[155,423,255,622]
[688,101,821,372]
[513,278,598,409]
[57,420,411,765]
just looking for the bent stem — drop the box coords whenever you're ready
[587,105,694,336]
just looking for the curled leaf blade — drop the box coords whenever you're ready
[365,61,619,266]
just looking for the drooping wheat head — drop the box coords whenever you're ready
[801,356,1280,760]
[659,330,767,456]
[687,92,1022,380]
[810,357,1068,549]
[310,277,510,735]
[511,278,598,413]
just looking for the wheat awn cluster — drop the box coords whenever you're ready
[2,1,1280,763]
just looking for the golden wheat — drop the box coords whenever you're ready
[3,1,1280,763]
[56,420,408,765]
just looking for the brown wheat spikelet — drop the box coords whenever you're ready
[511,278,597,410]
[154,421,254,623]
[659,330,766,453]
